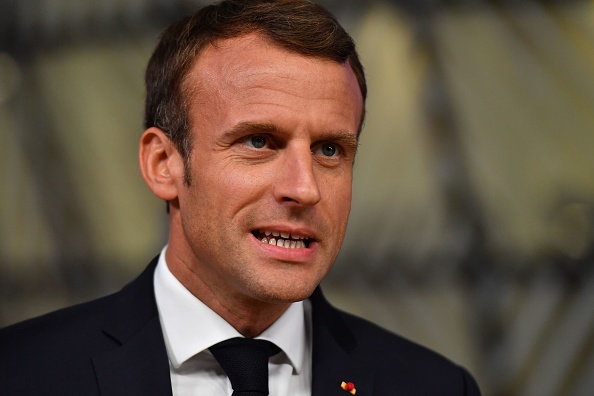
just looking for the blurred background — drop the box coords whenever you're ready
[1,0,593,395]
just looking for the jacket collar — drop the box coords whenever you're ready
[92,257,173,396]
[310,288,375,396]
[90,257,374,396]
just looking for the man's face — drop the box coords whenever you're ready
[171,33,363,306]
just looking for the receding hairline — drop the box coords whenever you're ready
[178,32,366,135]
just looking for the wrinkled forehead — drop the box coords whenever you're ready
[181,33,364,129]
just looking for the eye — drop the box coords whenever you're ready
[315,143,338,157]
[245,135,268,149]
[321,144,337,157]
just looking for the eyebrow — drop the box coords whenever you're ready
[223,121,359,151]
[322,130,359,154]
[222,121,280,140]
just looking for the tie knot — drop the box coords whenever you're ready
[210,337,280,395]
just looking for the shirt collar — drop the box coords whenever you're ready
[154,247,306,373]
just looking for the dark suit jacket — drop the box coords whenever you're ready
[0,257,480,395]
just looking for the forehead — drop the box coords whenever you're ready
[183,33,363,127]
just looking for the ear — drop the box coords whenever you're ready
[139,127,184,201]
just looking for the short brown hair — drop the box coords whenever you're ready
[144,0,367,184]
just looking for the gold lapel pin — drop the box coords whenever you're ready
[341,381,356,395]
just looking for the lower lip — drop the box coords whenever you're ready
[250,233,317,262]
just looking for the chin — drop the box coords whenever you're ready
[251,280,318,304]
[242,260,331,304]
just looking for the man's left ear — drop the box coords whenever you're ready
[139,127,184,201]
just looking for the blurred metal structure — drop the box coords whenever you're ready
[1,1,593,395]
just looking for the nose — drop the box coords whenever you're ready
[273,144,321,207]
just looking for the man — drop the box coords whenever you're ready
[0,1,481,395]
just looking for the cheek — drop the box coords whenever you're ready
[203,165,271,216]
[225,168,269,190]
[331,174,353,205]
[323,176,352,227]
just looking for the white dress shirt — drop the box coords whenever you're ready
[154,247,312,395]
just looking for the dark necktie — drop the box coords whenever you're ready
[209,337,281,396]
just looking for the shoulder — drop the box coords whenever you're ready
[311,289,481,395]
[0,257,157,356]
[345,309,474,371]
[0,291,119,350]
[0,292,121,395]
[342,310,480,395]
[0,259,159,395]
[340,308,452,363]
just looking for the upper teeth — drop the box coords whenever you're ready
[258,230,309,248]
[262,230,307,239]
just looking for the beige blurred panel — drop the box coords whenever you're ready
[523,277,594,396]
[0,51,56,272]
[328,1,481,379]
[344,4,449,265]
[556,0,594,66]
[326,280,479,370]
[0,107,57,274]
[433,3,594,263]
[33,39,166,270]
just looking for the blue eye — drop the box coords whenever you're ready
[320,143,337,157]
[249,136,267,149]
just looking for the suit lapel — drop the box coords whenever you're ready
[310,288,375,396]
[89,261,374,395]
[92,258,172,396]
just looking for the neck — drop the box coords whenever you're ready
[165,246,290,338]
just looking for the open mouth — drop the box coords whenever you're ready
[252,229,312,249]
